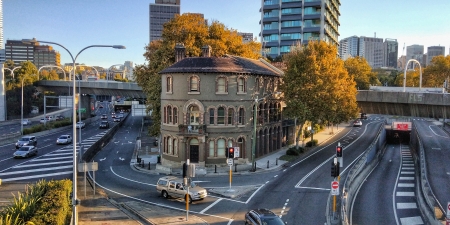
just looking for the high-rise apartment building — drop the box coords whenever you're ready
[383,38,398,69]
[260,0,340,58]
[338,35,359,60]
[149,0,180,43]
[406,44,424,69]
[238,32,254,43]
[358,36,384,68]
[0,0,3,50]
[426,46,445,66]
[5,40,60,68]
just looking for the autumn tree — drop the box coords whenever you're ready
[135,13,262,136]
[423,55,450,88]
[394,68,422,87]
[344,56,379,90]
[280,41,358,145]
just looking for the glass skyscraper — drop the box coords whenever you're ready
[149,0,180,43]
[260,0,340,59]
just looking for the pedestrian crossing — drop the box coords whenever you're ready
[0,131,109,182]
[395,146,424,225]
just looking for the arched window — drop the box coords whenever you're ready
[217,107,225,125]
[238,107,245,125]
[228,139,233,147]
[163,107,167,124]
[190,76,199,92]
[189,105,200,125]
[168,137,172,154]
[209,108,215,125]
[237,137,244,158]
[217,77,226,93]
[237,77,246,93]
[255,77,260,92]
[228,108,234,125]
[217,139,226,157]
[167,106,172,124]
[173,138,178,155]
[173,107,178,124]
[166,76,172,93]
[209,140,215,157]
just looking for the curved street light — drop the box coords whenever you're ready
[69,64,99,80]
[403,59,422,92]
[38,65,67,81]
[22,38,125,225]
[107,64,124,81]
[4,66,22,120]
[4,66,22,80]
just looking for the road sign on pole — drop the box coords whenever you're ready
[227,158,234,166]
[331,181,339,195]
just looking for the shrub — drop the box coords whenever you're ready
[286,148,299,156]
[305,139,318,147]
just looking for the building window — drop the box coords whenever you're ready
[173,138,178,155]
[166,76,172,93]
[255,78,260,92]
[281,20,302,28]
[217,76,227,93]
[189,105,200,125]
[189,76,199,92]
[168,137,173,154]
[209,140,215,157]
[167,106,172,123]
[217,107,225,125]
[209,108,215,125]
[237,77,246,93]
[217,139,226,157]
[281,8,302,15]
[228,108,234,125]
[238,108,245,125]
[173,107,178,124]
[163,107,167,123]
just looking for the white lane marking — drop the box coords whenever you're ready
[200,198,222,214]
[397,183,414,188]
[13,160,73,168]
[397,203,417,209]
[396,192,415,197]
[428,125,449,138]
[274,175,278,178]
[400,171,414,174]
[0,165,72,176]
[0,171,73,182]
[399,216,424,225]
[92,171,232,221]
[399,177,414,180]
[296,186,330,191]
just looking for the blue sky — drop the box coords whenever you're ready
[4,0,449,68]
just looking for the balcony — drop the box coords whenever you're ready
[178,124,207,135]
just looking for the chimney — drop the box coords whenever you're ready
[175,43,186,62]
[202,45,211,57]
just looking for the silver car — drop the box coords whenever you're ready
[156,176,207,203]
[15,136,37,149]
[56,135,72,145]
[13,146,38,158]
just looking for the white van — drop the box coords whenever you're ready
[45,115,55,121]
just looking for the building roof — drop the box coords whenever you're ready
[159,55,283,77]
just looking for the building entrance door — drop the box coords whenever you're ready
[190,145,199,163]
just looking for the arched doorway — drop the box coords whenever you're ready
[189,138,199,163]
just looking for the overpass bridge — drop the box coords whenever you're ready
[35,81,450,120]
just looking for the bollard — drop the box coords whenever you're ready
[276,158,278,166]
[148,162,151,170]
[267,160,269,168]
[235,164,237,172]
[142,160,145,168]
[214,165,217,173]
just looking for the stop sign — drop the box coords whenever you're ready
[332,181,339,189]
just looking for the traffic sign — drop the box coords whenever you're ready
[227,158,233,166]
[234,147,240,158]
[77,108,86,113]
[331,181,339,195]
[447,202,450,218]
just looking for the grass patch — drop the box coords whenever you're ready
[279,154,299,162]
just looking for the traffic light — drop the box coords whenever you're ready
[336,146,343,157]
[182,163,188,178]
[331,162,340,177]
[227,147,235,158]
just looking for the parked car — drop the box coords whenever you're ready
[55,115,65,121]
[101,114,108,119]
[156,176,207,203]
[245,208,286,225]
[113,117,121,122]
[15,136,37,149]
[13,146,38,158]
[56,135,72,145]
[353,120,362,127]
[22,119,32,125]
[99,121,109,129]
[76,122,86,129]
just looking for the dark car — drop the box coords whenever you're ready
[99,121,110,129]
[55,115,65,121]
[15,136,37,149]
[245,208,285,225]
[114,117,121,122]
[101,114,108,119]
[13,146,38,158]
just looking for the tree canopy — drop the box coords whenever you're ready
[134,13,262,136]
[280,41,358,138]
[344,56,379,90]
[423,55,450,88]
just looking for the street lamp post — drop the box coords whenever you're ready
[4,66,21,121]
[107,64,124,81]
[22,38,125,225]
[38,65,67,81]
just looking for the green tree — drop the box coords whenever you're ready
[423,55,450,88]
[344,56,379,90]
[135,13,262,136]
[280,41,358,143]
[394,68,422,87]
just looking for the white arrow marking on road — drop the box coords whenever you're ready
[99,157,106,161]
[119,157,124,161]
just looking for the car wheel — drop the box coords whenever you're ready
[162,191,169,199]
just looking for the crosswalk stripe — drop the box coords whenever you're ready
[398,183,414,187]
[399,216,424,225]
[397,192,415,197]
[397,203,417,209]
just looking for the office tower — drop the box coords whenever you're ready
[339,35,359,60]
[5,40,60,68]
[260,0,340,59]
[149,0,180,43]
[358,36,383,68]
[124,61,134,81]
[0,0,3,50]
[406,44,424,69]
[426,46,445,66]
[238,33,254,43]
[383,39,398,69]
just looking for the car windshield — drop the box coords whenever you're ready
[261,217,285,225]
[59,136,67,139]
[19,137,30,141]
[18,147,31,151]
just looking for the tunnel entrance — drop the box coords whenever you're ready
[386,130,410,144]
